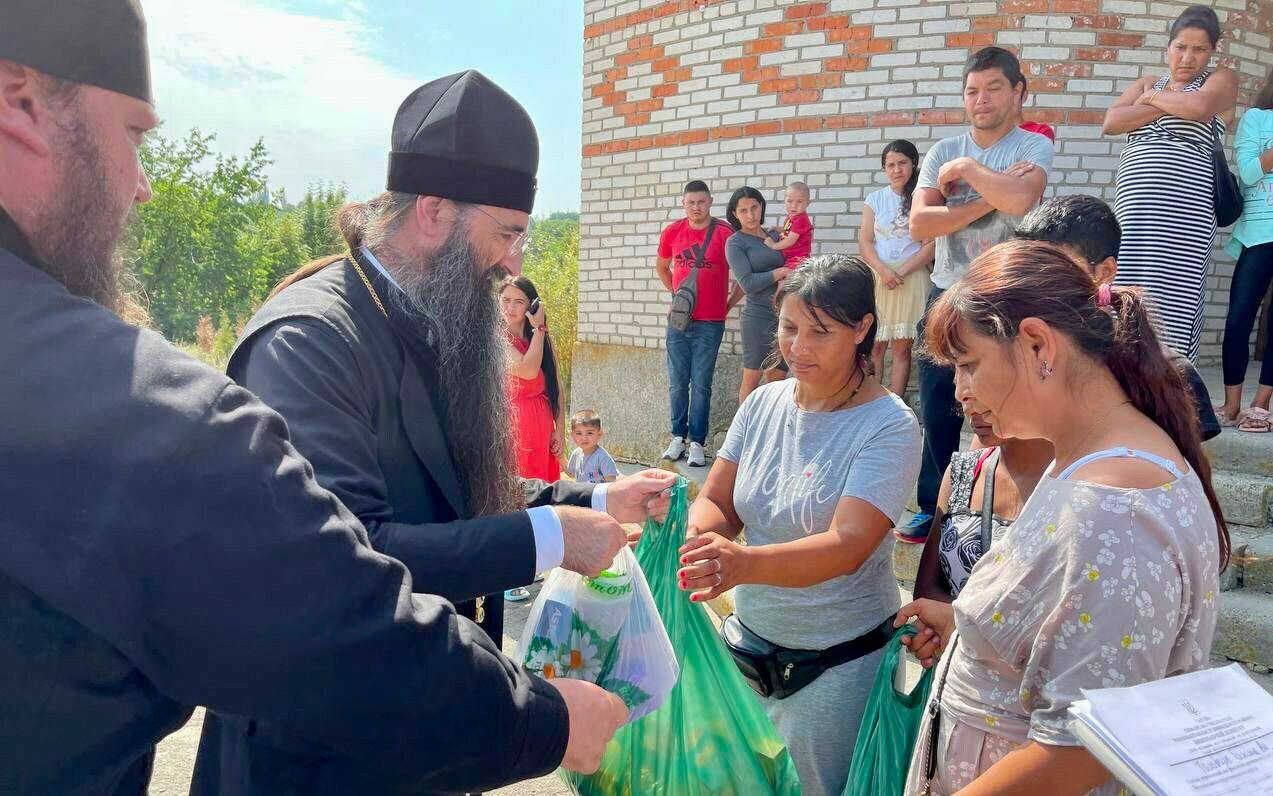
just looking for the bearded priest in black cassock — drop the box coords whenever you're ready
[0,5,643,795]
[191,71,677,795]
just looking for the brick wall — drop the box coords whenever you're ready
[578,0,1273,364]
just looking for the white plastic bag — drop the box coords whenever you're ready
[518,546,678,723]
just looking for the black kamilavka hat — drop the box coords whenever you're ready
[386,70,539,213]
[0,0,152,104]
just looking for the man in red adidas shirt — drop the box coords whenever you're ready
[655,180,739,467]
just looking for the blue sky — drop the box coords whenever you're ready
[145,0,585,213]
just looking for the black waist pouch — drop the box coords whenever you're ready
[721,613,893,700]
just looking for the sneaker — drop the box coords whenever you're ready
[504,587,531,602]
[894,512,933,544]
[662,436,686,461]
[687,442,706,467]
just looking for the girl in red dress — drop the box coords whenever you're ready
[500,276,564,485]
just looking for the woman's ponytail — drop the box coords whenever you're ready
[923,241,1230,571]
[1102,287,1229,568]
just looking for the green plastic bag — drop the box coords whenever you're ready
[562,478,801,796]
[841,625,934,796]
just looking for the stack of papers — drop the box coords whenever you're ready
[1068,664,1273,796]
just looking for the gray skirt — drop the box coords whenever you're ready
[760,646,886,796]
[740,302,783,370]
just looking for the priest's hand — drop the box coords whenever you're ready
[604,469,678,524]
[555,506,626,577]
[549,678,628,774]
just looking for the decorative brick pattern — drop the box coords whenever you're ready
[580,0,1273,362]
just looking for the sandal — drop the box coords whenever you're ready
[1214,405,1246,427]
[1238,407,1271,434]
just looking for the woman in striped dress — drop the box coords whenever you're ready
[1102,5,1237,362]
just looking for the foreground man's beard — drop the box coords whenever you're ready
[29,110,131,316]
[388,222,521,516]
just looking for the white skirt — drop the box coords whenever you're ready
[873,259,932,342]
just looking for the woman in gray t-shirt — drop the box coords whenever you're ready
[679,255,922,796]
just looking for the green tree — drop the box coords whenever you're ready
[129,129,298,340]
[127,127,585,397]
[298,183,349,258]
[522,215,580,394]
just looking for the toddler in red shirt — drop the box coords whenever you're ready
[766,181,814,267]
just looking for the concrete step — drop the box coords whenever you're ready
[1231,526,1273,594]
[1215,590,1273,670]
[1203,427,1273,479]
[1212,469,1273,529]
[1195,361,1273,477]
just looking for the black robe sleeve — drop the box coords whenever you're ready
[523,477,596,508]
[236,320,568,604]
[0,271,568,791]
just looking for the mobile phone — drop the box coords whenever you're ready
[529,298,541,316]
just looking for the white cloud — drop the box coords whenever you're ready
[145,0,417,202]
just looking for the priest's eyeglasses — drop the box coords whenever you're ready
[471,205,530,257]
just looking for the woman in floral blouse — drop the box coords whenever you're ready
[897,240,1230,796]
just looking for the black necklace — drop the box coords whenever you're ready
[795,364,866,413]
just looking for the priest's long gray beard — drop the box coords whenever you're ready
[387,222,521,516]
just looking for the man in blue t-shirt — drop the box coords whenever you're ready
[901,47,1053,542]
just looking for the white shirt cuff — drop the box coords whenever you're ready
[527,506,564,574]
[591,483,608,514]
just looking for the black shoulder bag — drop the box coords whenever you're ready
[1210,119,1244,228]
[722,613,894,700]
[667,218,718,332]
[917,630,960,796]
[1155,73,1242,228]
[914,452,998,793]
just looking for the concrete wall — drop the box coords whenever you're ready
[575,0,1273,459]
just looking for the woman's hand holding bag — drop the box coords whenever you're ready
[894,599,956,669]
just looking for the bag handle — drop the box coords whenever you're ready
[679,218,718,291]
[978,447,1000,555]
[886,627,932,705]
[921,630,960,789]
